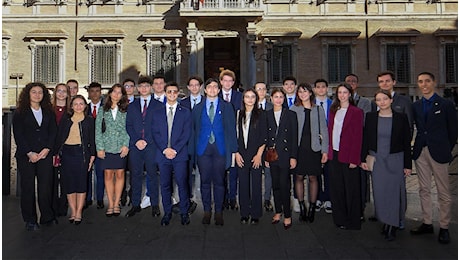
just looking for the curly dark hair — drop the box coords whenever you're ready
[17,82,52,114]
[103,83,128,112]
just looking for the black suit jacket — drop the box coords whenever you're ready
[13,107,57,158]
[237,110,268,164]
[180,95,203,111]
[372,92,414,135]
[361,111,412,169]
[54,113,96,162]
[266,108,298,165]
[412,94,457,163]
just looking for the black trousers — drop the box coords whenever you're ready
[52,166,68,216]
[238,165,263,219]
[329,152,361,230]
[17,156,55,224]
[270,163,292,218]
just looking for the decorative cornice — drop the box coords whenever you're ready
[139,29,183,40]
[316,28,361,37]
[374,28,420,37]
[434,27,457,37]
[24,29,69,40]
[81,29,126,40]
[259,28,302,37]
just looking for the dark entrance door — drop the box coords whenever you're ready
[204,38,240,86]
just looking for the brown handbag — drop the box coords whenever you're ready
[265,146,279,162]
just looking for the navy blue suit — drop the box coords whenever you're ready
[181,95,204,111]
[152,103,192,215]
[87,99,104,203]
[126,96,162,207]
[412,94,457,163]
[189,97,238,213]
[219,90,242,204]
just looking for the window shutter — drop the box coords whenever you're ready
[386,44,410,83]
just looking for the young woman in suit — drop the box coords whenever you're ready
[55,95,96,225]
[235,89,267,225]
[95,84,130,217]
[13,82,57,230]
[328,83,363,230]
[290,83,328,223]
[361,90,411,241]
[266,87,298,229]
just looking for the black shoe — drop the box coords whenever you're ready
[250,218,259,225]
[215,212,224,226]
[410,223,434,235]
[188,200,198,215]
[25,222,40,231]
[202,211,211,225]
[172,202,180,214]
[74,218,82,225]
[223,199,230,210]
[385,226,397,241]
[264,200,274,212]
[438,228,450,244]
[298,201,307,222]
[96,200,104,209]
[152,205,161,217]
[307,203,316,223]
[160,213,172,226]
[229,199,239,210]
[240,217,249,224]
[121,191,128,207]
[125,206,141,218]
[381,224,388,235]
[181,214,190,225]
[42,218,58,227]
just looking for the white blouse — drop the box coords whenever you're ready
[332,107,347,151]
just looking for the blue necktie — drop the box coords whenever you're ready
[209,102,215,144]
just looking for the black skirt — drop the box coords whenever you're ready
[101,152,127,170]
[61,144,88,194]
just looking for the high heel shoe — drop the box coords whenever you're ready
[272,213,281,224]
[113,206,121,217]
[106,208,114,217]
[74,218,82,225]
[68,216,75,224]
[283,218,292,230]
[299,201,307,222]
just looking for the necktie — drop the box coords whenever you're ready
[167,106,174,148]
[225,93,230,102]
[320,101,326,120]
[192,98,197,109]
[209,101,215,144]
[288,97,293,107]
[259,103,263,110]
[92,105,97,118]
[142,99,148,118]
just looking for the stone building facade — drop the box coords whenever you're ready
[2,0,458,106]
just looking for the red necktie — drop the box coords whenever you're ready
[92,105,97,118]
[225,93,230,102]
[142,99,147,118]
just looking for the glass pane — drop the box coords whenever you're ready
[445,43,457,84]
[328,45,351,83]
[386,44,410,83]
[271,45,292,84]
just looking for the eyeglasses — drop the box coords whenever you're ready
[166,90,179,94]
[56,89,67,93]
[244,95,256,99]
[256,88,267,91]
[124,85,134,89]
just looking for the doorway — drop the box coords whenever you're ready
[204,38,240,86]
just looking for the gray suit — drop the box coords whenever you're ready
[354,93,371,121]
[290,105,328,153]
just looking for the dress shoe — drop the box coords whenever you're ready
[240,217,249,224]
[283,218,292,230]
[120,190,128,207]
[385,226,397,241]
[25,222,40,231]
[307,203,315,223]
[298,201,307,222]
[96,200,104,209]
[410,223,434,235]
[250,218,259,225]
[438,228,450,244]
[181,214,190,225]
[202,211,211,225]
[229,199,239,210]
[264,200,274,212]
[113,206,121,217]
[125,206,141,218]
[172,202,180,214]
[215,212,224,226]
[106,208,114,217]
[152,205,161,217]
[188,200,198,215]
[272,213,281,224]
[161,213,172,226]
[69,216,75,224]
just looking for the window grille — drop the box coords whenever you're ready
[34,44,59,84]
[147,44,175,81]
[91,44,117,85]
[271,45,292,84]
[328,44,351,83]
[445,43,457,84]
[386,44,410,83]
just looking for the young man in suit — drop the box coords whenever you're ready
[152,82,192,226]
[218,69,242,210]
[282,76,297,108]
[313,79,333,214]
[189,78,238,226]
[86,82,105,210]
[344,73,372,221]
[152,75,167,104]
[125,76,162,218]
[255,82,274,212]
[410,72,457,244]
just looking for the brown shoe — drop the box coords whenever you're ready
[215,212,224,226]
[202,211,211,225]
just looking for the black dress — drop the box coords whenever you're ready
[296,108,322,176]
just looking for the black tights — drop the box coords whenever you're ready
[295,175,318,204]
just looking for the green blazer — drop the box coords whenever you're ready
[95,107,129,153]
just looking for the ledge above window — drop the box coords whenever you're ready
[81,29,126,41]
[374,28,420,37]
[24,29,69,41]
[434,27,457,37]
[316,28,361,38]
[139,29,183,41]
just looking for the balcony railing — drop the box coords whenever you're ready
[180,0,261,12]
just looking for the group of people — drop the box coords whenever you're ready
[13,69,456,245]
